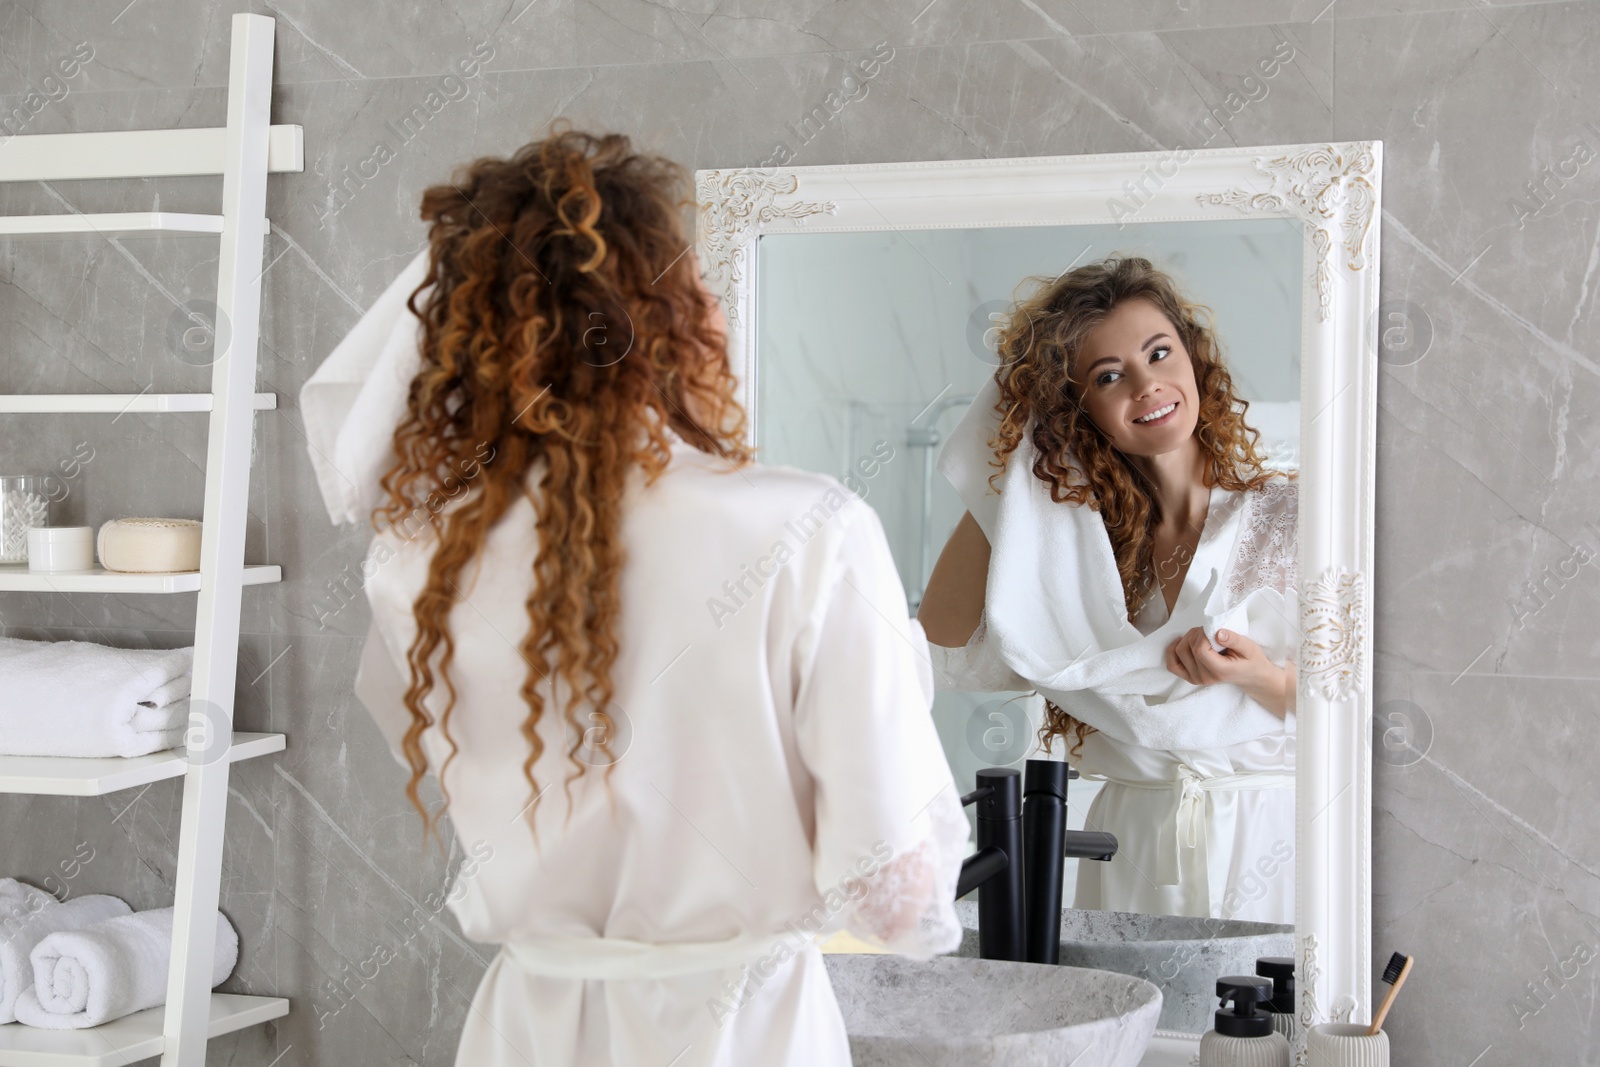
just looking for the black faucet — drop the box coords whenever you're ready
[956,759,1119,964]
[956,767,1026,960]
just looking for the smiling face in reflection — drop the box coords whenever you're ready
[1072,296,1201,458]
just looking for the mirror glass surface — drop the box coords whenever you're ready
[756,219,1303,985]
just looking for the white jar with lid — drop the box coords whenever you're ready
[27,526,96,571]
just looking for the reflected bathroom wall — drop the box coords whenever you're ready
[755,219,1303,844]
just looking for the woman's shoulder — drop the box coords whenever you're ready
[1246,470,1298,518]
[669,449,884,528]
[1225,470,1299,600]
[1257,469,1298,496]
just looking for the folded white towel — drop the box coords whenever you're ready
[0,893,130,1023]
[0,636,194,758]
[301,249,431,526]
[13,907,237,1029]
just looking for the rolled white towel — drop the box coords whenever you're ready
[0,893,131,1024]
[0,635,194,758]
[13,907,238,1029]
[0,878,50,914]
[0,879,53,957]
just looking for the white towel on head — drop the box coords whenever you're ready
[13,906,238,1029]
[935,376,1291,751]
[300,249,431,526]
[0,893,131,1023]
[0,636,194,758]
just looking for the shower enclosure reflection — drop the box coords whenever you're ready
[906,392,974,610]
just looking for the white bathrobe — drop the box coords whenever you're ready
[352,430,970,1067]
[929,379,1297,924]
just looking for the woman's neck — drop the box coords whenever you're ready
[1127,439,1209,531]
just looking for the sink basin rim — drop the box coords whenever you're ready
[823,951,1163,1042]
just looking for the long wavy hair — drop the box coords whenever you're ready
[376,121,755,851]
[983,256,1279,758]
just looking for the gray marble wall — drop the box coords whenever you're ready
[0,0,1592,1063]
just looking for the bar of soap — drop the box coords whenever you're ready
[818,930,892,954]
[97,517,203,573]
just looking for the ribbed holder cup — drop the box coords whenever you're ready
[1307,1023,1390,1067]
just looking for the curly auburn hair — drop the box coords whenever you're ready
[983,255,1279,759]
[376,121,755,851]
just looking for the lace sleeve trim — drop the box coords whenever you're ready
[927,618,1031,693]
[1225,476,1298,608]
[844,783,969,958]
[1225,477,1299,668]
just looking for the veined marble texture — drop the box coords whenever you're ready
[0,0,1596,1063]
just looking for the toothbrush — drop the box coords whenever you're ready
[1366,951,1413,1035]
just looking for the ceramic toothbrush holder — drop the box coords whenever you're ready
[1306,1023,1390,1067]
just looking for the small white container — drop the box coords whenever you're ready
[27,525,96,572]
[1306,1023,1390,1067]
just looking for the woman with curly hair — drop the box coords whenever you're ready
[323,123,968,1066]
[918,255,1298,924]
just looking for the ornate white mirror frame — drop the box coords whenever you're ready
[695,142,1381,1058]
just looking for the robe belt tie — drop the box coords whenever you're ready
[500,931,790,981]
[1079,768,1295,912]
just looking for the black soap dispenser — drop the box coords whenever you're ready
[1255,956,1296,1042]
[1198,976,1290,1067]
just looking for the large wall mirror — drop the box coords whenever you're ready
[697,144,1380,1058]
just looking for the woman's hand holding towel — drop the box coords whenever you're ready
[13,906,238,1029]
[0,893,131,1023]
[0,636,194,758]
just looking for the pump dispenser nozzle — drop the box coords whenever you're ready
[1214,977,1274,1037]
[1254,956,1296,1042]
[1200,976,1290,1066]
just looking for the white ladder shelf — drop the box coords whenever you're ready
[0,14,298,1065]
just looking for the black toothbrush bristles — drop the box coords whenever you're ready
[1368,951,1414,1035]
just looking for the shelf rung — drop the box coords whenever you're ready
[0,393,275,414]
[0,564,281,594]
[0,214,273,238]
[0,124,303,183]
[0,732,286,797]
[0,993,289,1065]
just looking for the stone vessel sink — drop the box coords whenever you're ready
[822,952,1161,1067]
[954,900,1293,1032]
